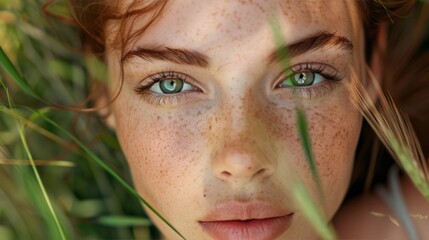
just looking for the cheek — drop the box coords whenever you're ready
[256,88,361,213]
[309,102,361,211]
[113,96,212,212]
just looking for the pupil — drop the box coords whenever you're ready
[296,73,306,85]
[166,80,176,90]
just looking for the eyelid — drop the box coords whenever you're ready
[290,62,341,80]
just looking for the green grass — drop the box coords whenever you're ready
[1,1,160,239]
[271,16,335,239]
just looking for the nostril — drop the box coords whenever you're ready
[220,168,267,180]
[256,168,266,176]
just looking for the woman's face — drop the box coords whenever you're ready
[106,0,364,239]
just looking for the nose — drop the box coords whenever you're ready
[211,118,277,184]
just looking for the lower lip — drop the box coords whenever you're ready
[199,214,293,240]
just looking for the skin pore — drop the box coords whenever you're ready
[105,0,365,239]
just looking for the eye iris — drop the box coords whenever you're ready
[160,79,184,94]
[292,71,315,86]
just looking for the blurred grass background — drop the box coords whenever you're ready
[0,0,157,239]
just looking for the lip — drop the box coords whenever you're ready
[199,202,293,240]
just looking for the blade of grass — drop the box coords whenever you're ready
[17,123,66,240]
[1,82,71,238]
[97,215,152,227]
[0,159,74,167]
[296,108,325,202]
[269,16,290,68]
[0,66,15,108]
[347,67,429,201]
[0,46,43,102]
[293,180,336,240]
[270,16,333,239]
[270,16,325,201]
[0,106,68,146]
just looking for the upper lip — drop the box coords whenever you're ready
[199,201,292,221]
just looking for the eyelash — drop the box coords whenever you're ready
[134,63,343,105]
[274,62,343,98]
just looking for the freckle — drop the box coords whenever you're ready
[216,22,222,30]
[282,9,288,16]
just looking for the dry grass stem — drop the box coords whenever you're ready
[346,67,429,201]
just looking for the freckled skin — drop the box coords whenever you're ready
[107,0,364,239]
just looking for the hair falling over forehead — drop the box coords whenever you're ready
[63,0,167,58]
[43,0,168,111]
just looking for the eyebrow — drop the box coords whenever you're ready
[122,46,210,68]
[268,32,354,64]
[122,32,353,68]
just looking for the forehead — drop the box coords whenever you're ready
[110,0,361,57]
[106,0,364,67]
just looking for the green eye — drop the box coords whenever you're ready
[145,72,196,95]
[278,71,319,88]
[291,71,315,86]
[159,79,184,94]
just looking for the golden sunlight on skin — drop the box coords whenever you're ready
[106,0,364,239]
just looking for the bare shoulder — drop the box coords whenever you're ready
[333,192,407,239]
[333,177,429,239]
